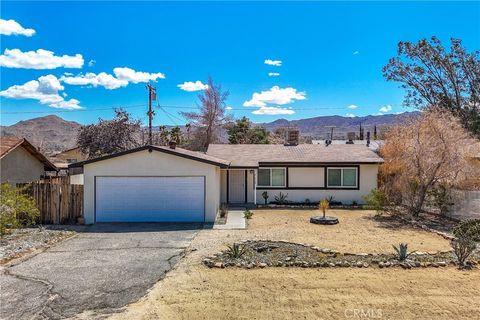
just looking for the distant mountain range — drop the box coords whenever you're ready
[0,112,419,154]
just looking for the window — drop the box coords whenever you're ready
[257,168,286,187]
[327,167,358,188]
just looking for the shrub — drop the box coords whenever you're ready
[261,191,269,205]
[274,192,288,204]
[243,209,254,219]
[392,243,415,261]
[226,243,246,258]
[0,183,39,235]
[219,203,228,218]
[453,219,480,242]
[351,200,358,206]
[319,199,329,218]
[363,189,387,215]
[451,235,476,268]
[305,198,311,204]
[428,183,454,216]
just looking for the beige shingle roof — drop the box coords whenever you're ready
[207,144,384,167]
[0,137,57,170]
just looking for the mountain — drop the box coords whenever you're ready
[258,112,420,138]
[0,112,419,154]
[1,115,82,155]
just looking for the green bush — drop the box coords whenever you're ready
[451,235,476,268]
[0,183,39,235]
[453,219,480,242]
[261,191,269,205]
[363,189,387,215]
[243,209,254,219]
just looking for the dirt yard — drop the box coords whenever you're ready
[110,209,479,320]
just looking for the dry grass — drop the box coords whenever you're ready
[110,210,478,320]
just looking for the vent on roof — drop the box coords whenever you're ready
[284,129,300,146]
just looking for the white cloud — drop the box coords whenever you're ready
[268,72,280,77]
[60,72,128,90]
[346,113,356,118]
[379,104,392,113]
[252,106,295,115]
[0,75,81,109]
[264,59,282,66]
[177,80,208,92]
[88,59,96,67]
[60,67,165,89]
[347,104,359,109]
[113,67,165,83]
[243,86,306,107]
[353,51,359,55]
[0,19,35,36]
[226,106,233,110]
[0,49,84,69]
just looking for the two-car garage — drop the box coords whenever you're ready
[72,145,228,224]
[95,176,206,222]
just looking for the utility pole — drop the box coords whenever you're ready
[146,84,156,145]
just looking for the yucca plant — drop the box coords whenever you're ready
[319,199,330,218]
[226,243,247,259]
[392,243,415,261]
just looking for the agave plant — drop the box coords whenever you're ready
[319,199,330,218]
[392,243,415,261]
[226,243,247,259]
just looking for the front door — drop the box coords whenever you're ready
[229,170,246,203]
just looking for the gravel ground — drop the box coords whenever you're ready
[0,226,75,263]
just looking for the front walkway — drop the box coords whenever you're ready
[213,208,246,230]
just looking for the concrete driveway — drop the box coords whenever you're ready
[0,223,201,319]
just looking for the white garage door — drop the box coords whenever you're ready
[95,176,205,222]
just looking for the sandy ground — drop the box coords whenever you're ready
[110,209,479,320]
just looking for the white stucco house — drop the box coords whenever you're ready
[70,143,383,224]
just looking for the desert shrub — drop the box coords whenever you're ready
[0,183,39,235]
[226,243,246,258]
[451,235,476,268]
[274,192,288,204]
[243,209,254,219]
[428,183,454,216]
[453,219,480,242]
[392,243,415,261]
[351,200,358,206]
[363,188,387,215]
[305,198,311,204]
[319,199,329,218]
[219,203,228,218]
[261,191,269,205]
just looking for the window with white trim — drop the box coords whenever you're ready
[327,167,358,188]
[258,168,286,187]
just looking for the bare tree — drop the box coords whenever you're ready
[78,109,141,158]
[383,37,480,137]
[181,76,230,151]
[380,110,478,215]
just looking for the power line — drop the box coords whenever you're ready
[0,104,147,115]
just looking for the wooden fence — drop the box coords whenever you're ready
[19,176,84,224]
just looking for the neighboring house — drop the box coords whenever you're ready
[70,142,383,224]
[50,146,88,184]
[0,137,57,185]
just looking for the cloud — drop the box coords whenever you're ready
[268,72,280,77]
[346,113,356,118]
[225,106,233,110]
[353,51,360,55]
[60,72,128,90]
[264,59,282,67]
[88,59,96,67]
[243,86,306,107]
[347,104,359,109]
[177,80,208,92]
[252,106,295,115]
[60,67,165,89]
[113,67,165,83]
[0,19,35,36]
[0,75,81,109]
[0,49,84,69]
[379,104,392,113]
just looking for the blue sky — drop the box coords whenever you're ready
[1,1,479,127]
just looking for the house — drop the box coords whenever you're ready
[0,137,57,185]
[312,139,384,152]
[70,142,383,224]
[50,146,88,168]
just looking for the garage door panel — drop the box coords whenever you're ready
[96,177,205,222]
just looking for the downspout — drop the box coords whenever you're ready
[253,169,257,205]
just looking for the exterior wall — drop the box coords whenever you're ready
[246,170,255,203]
[0,147,45,185]
[256,164,379,205]
[288,167,324,188]
[83,150,221,224]
[220,169,227,204]
[450,190,480,220]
